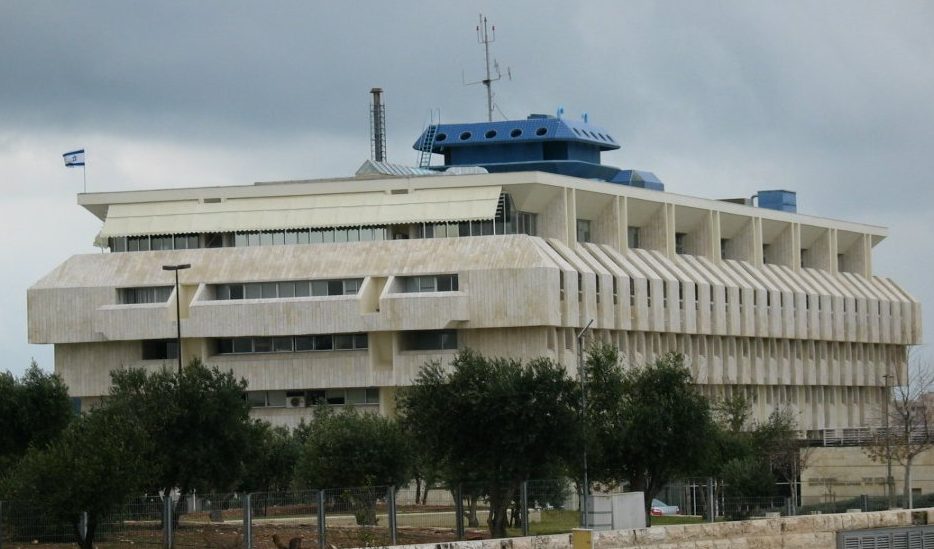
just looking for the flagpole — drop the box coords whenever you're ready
[83,165,87,193]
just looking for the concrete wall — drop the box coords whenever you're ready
[803,446,934,504]
[391,508,931,549]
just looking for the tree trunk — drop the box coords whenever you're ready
[73,517,96,549]
[415,477,422,505]
[466,494,479,527]
[905,456,914,509]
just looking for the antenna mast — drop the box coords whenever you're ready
[369,87,387,162]
[465,14,509,122]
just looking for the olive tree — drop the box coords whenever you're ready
[585,348,714,524]
[398,350,581,538]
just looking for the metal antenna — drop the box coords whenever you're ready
[369,88,387,162]
[464,14,509,122]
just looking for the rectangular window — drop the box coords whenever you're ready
[245,283,262,299]
[402,274,458,293]
[576,219,592,243]
[142,339,178,360]
[627,226,641,249]
[403,330,458,351]
[762,243,771,264]
[675,232,687,255]
[217,333,366,354]
[720,238,729,260]
[120,286,173,304]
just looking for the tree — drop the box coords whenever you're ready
[398,350,581,538]
[294,407,413,525]
[3,406,149,549]
[752,407,810,507]
[0,361,73,470]
[239,420,301,493]
[864,355,934,509]
[106,358,253,518]
[586,349,714,524]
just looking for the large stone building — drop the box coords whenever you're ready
[28,114,921,432]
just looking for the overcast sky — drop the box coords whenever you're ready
[2,1,933,377]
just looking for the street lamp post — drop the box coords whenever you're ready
[883,372,894,507]
[162,264,191,375]
[577,318,594,528]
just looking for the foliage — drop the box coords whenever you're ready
[720,457,776,498]
[0,361,73,471]
[294,407,413,525]
[106,358,253,502]
[239,420,301,493]
[3,406,149,549]
[585,348,714,523]
[397,349,581,538]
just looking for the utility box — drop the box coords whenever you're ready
[757,189,797,213]
[587,492,646,531]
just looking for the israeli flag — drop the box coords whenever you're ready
[63,149,85,167]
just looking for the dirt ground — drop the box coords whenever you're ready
[2,522,487,548]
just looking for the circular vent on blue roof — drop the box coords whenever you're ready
[460,131,472,141]
[485,129,497,139]
[535,127,547,136]
[510,128,522,138]
[435,133,447,142]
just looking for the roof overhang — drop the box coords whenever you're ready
[98,185,502,238]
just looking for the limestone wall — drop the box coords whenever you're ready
[803,446,934,503]
[390,508,930,549]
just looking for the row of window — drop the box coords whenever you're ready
[121,286,173,304]
[214,278,362,300]
[247,387,380,408]
[402,274,458,293]
[142,329,458,361]
[216,333,369,354]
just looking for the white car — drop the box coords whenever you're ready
[650,498,680,516]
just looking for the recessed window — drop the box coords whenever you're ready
[510,128,522,138]
[216,333,367,354]
[459,131,472,140]
[213,278,363,300]
[401,274,458,293]
[142,339,178,360]
[120,286,173,304]
[627,226,641,249]
[535,127,547,136]
[403,330,458,351]
[435,133,447,142]
[576,219,592,243]
[485,129,497,139]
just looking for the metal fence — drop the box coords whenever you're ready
[0,480,583,549]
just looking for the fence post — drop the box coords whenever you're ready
[455,484,465,540]
[317,489,326,549]
[861,494,869,512]
[1,500,4,549]
[163,496,174,549]
[520,481,529,537]
[243,493,252,549]
[706,478,715,523]
[387,486,397,546]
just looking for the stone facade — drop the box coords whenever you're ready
[28,171,921,429]
[390,508,931,549]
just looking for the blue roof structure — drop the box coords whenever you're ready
[414,115,620,152]
[412,114,664,191]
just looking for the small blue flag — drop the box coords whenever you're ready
[63,149,85,167]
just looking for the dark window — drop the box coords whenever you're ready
[484,130,497,139]
[142,339,178,360]
[459,131,472,140]
[510,128,522,138]
[535,127,547,136]
[404,330,458,351]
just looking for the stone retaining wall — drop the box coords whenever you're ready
[390,508,933,549]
